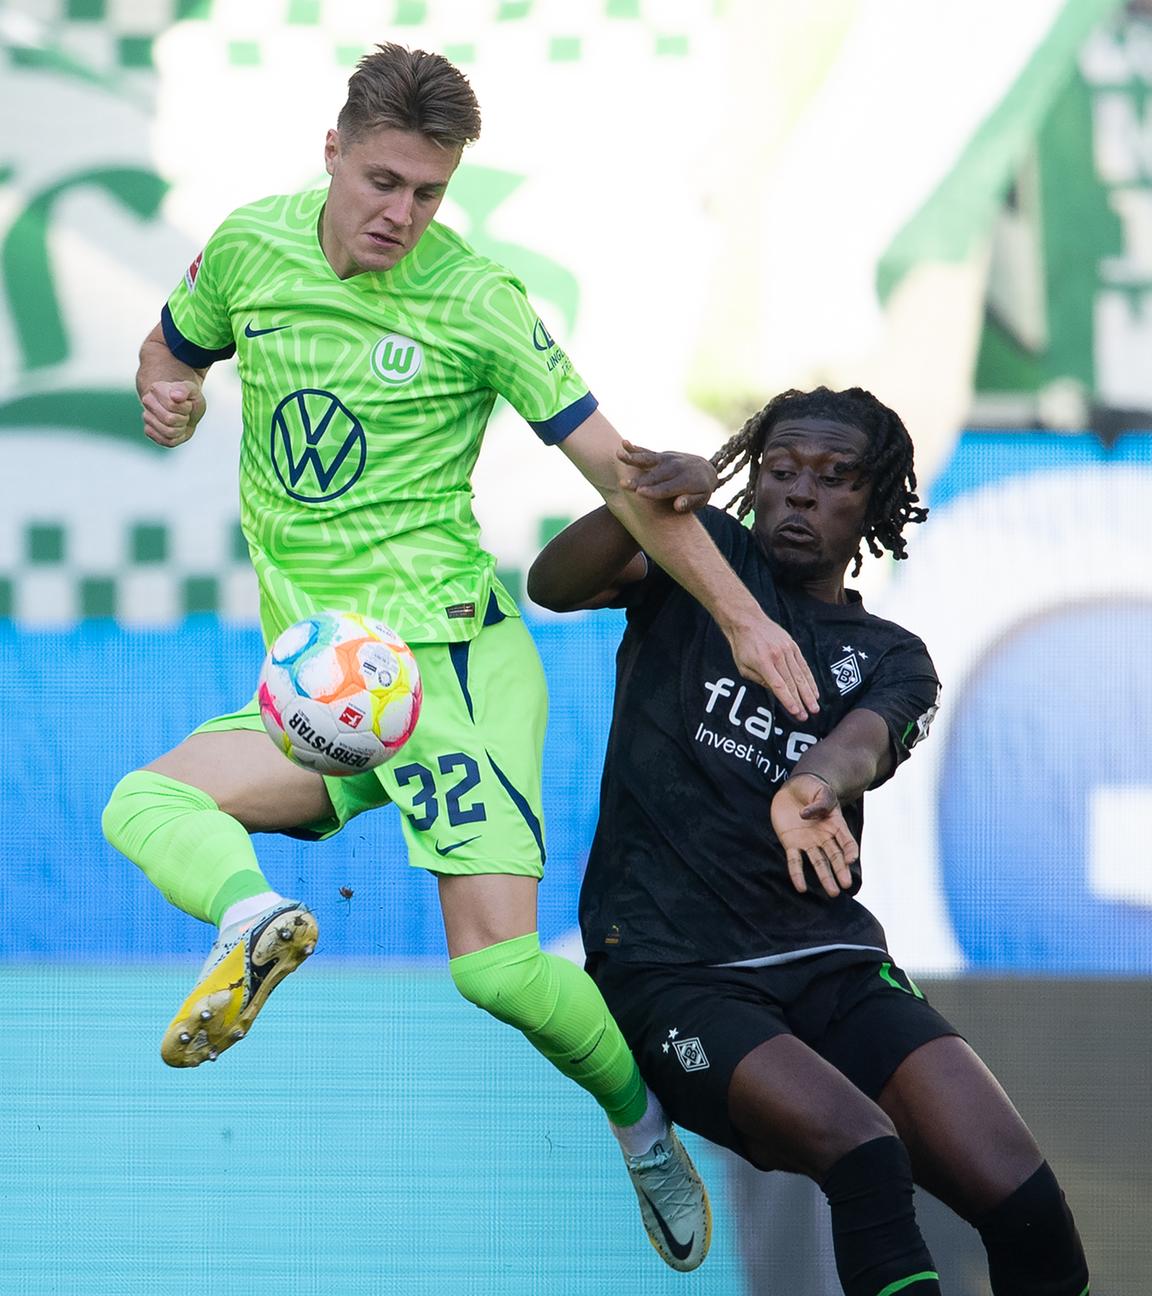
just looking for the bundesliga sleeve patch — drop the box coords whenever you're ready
[904,688,941,749]
[184,250,204,293]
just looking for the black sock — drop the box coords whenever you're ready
[974,1162,1090,1296]
[821,1136,941,1296]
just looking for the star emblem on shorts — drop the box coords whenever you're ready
[668,1027,679,1039]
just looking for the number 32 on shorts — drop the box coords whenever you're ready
[393,753,487,832]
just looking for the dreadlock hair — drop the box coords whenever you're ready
[710,386,928,576]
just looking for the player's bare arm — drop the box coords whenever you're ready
[559,410,820,721]
[528,444,716,610]
[527,505,647,611]
[137,320,209,448]
[771,708,892,897]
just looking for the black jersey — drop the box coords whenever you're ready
[579,506,940,966]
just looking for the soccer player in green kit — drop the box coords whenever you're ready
[101,44,818,1270]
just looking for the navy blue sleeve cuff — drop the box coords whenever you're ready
[528,391,599,445]
[160,303,236,368]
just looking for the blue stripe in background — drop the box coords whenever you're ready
[926,430,1152,974]
[927,429,1152,509]
[938,600,1152,972]
[2,613,622,964]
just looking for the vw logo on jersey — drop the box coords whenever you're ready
[270,389,366,502]
[371,333,423,385]
[532,318,555,351]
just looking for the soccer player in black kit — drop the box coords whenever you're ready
[528,387,1090,1296]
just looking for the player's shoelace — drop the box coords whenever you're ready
[623,1131,712,1272]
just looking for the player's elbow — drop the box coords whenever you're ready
[527,554,611,612]
[525,565,572,612]
[139,320,169,363]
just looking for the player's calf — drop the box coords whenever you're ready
[449,933,711,1270]
[821,1136,941,1296]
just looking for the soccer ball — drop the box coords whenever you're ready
[258,611,422,776]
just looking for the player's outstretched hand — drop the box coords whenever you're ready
[727,615,820,722]
[619,439,717,513]
[141,380,206,448]
[771,773,858,897]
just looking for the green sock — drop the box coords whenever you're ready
[449,932,648,1126]
[102,770,272,925]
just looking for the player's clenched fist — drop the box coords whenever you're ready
[141,380,206,447]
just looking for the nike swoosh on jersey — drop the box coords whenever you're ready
[434,836,481,857]
[641,1191,695,1261]
[244,322,290,338]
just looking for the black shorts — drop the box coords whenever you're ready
[589,949,961,1164]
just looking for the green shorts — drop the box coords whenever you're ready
[194,611,547,878]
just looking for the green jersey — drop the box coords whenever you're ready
[163,187,595,645]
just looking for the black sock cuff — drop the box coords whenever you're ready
[973,1161,1059,1236]
[822,1135,913,1200]
[822,1136,939,1296]
[975,1160,1089,1295]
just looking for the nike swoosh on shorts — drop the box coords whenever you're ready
[434,837,480,857]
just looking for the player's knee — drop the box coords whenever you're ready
[746,1083,895,1179]
[973,1159,1077,1242]
[821,1133,913,1200]
[448,933,550,1031]
[973,1161,1088,1291]
[101,769,215,856]
[798,1111,897,1182]
[101,770,151,851]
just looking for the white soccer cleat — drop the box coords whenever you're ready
[160,901,318,1068]
[623,1127,712,1271]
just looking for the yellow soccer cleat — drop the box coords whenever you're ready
[160,902,318,1067]
[623,1127,713,1272]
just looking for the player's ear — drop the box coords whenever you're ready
[324,129,341,175]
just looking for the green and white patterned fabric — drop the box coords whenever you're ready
[166,189,591,644]
[0,0,1125,627]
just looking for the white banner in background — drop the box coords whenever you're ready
[0,0,1119,623]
